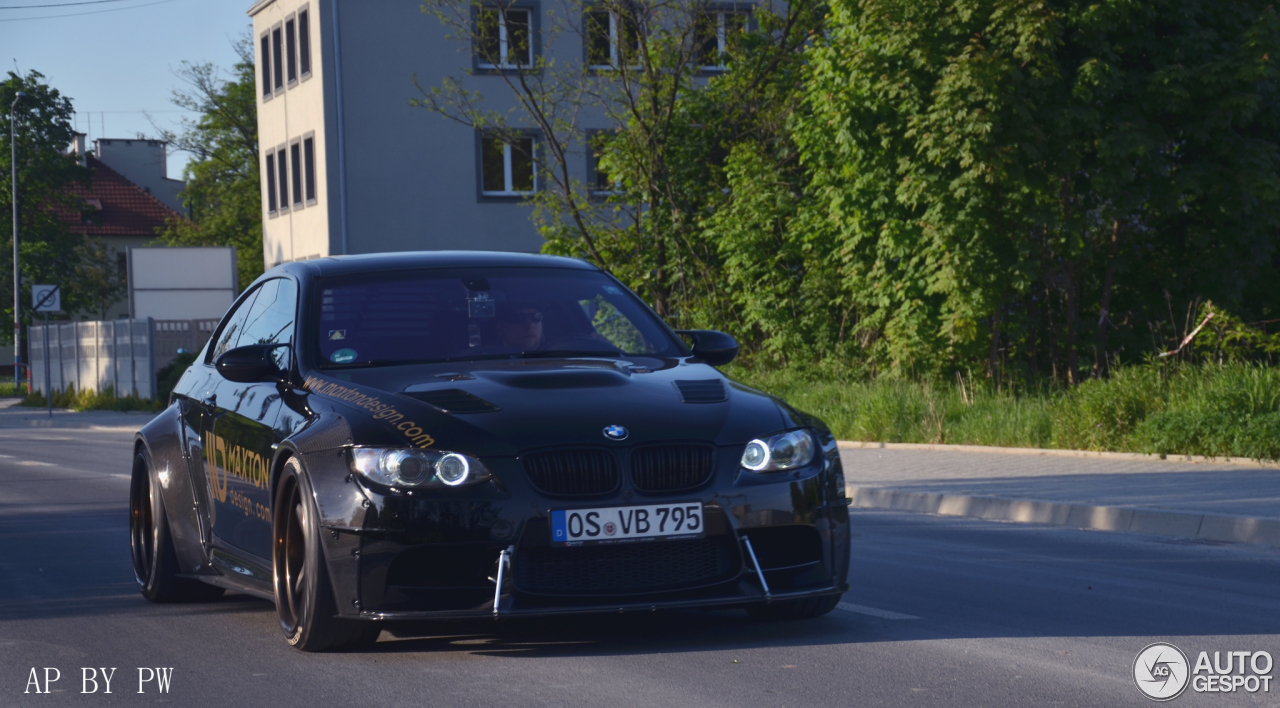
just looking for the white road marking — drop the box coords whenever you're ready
[836,602,920,620]
[15,460,55,467]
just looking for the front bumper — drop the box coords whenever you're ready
[303,442,851,621]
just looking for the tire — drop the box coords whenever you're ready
[273,456,380,652]
[129,448,225,603]
[744,594,841,621]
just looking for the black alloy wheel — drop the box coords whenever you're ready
[129,448,224,603]
[272,456,379,651]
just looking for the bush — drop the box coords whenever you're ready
[156,351,199,405]
[732,361,1280,462]
[21,383,161,412]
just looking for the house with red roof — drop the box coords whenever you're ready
[60,135,188,319]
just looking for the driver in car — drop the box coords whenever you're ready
[495,303,544,350]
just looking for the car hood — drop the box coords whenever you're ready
[299,358,787,456]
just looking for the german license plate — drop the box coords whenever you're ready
[550,502,704,546]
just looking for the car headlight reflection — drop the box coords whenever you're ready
[740,429,816,472]
[349,447,491,489]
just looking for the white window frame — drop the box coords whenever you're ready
[285,13,299,87]
[698,8,750,71]
[586,9,641,71]
[480,134,538,197]
[298,5,313,80]
[265,149,278,216]
[476,7,535,70]
[276,142,290,214]
[260,30,273,101]
[271,22,285,93]
[302,132,318,205]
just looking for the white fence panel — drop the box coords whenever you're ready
[28,317,186,400]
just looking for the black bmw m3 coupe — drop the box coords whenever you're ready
[130,251,850,650]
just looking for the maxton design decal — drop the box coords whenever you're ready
[203,431,271,521]
[302,376,436,448]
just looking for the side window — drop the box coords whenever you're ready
[209,287,263,363]
[579,295,656,353]
[237,278,298,368]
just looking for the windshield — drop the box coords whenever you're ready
[312,267,686,368]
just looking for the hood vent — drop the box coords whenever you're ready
[401,388,499,413]
[673,379,727,403]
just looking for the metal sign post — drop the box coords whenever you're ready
[32,285,59,418]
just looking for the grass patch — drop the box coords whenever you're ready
[21,384,162,413]
[728,362,1280,462]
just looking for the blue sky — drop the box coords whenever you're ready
[2,0,253,178]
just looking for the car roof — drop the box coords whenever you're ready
[269,251,600,281]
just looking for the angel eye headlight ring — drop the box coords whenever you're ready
[740,429,816,473]
[348,447,491,489]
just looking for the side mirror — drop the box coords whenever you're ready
[675,329,739,366]
[215,344,289,383]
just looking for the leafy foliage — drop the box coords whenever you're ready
[1,70,93,345]
[155,37,263,290]
[73,238,127,320]
[793,0,1280,378]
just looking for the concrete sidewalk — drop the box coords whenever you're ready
[839,442,1280,547]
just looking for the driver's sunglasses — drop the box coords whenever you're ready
[501,311,543,325]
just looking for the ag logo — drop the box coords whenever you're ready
[1134,642,1190,701]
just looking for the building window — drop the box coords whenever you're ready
[586,131,619,196]
[586,9,640,70]
[285,16,298,85]
[260,32,272,98]
[299,7,312,78]
[480,133,536,197]
[265,151,278,214]
[290,141,303,208]
[276,144,290,213]
[272,25,285,91]
[476,6,534,70]
[303,135,317,203]
[694,7,750,70]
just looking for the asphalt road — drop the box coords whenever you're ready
[1,424,1278,707]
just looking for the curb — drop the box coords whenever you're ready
[849,486,1280,547]
[838,440,1280,469]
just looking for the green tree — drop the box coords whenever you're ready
[793,0,1280,379]
[74,239,127,320]
[415,0,825,330]
[156,37,262,290]
[1,70,91,347]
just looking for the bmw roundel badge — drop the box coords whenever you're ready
[603,425,629,441]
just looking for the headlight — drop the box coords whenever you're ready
[349,448,492,488]
[740,429,816,472]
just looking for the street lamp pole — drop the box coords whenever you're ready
[11,91,26,387]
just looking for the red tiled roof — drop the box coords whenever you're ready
[57,154,186,236]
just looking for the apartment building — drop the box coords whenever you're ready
[249,0,555,268]
[248,0,756,269]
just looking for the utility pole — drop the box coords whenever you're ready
[11,91,26,387]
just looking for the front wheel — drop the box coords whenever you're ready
[273,456,379,651]
[129,448,224,603]
[744,594,841,621]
